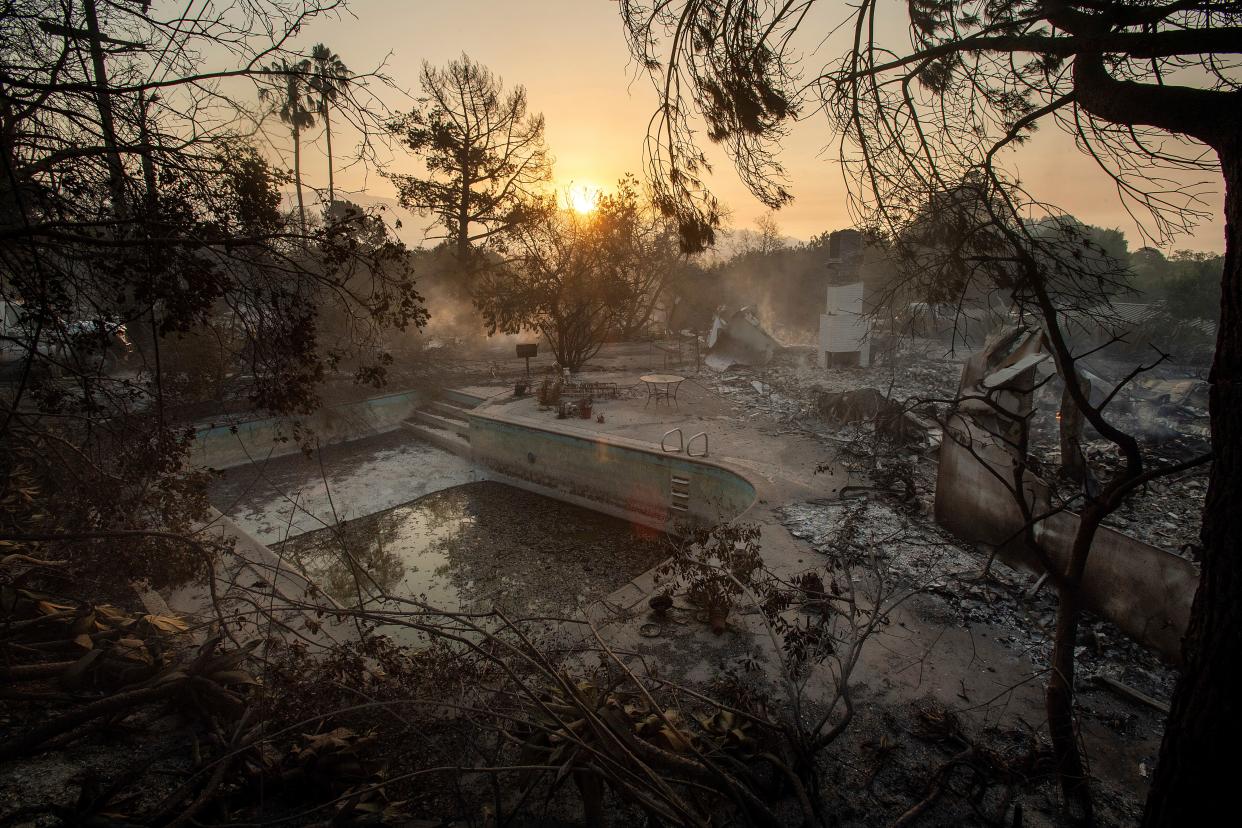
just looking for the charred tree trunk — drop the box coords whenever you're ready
[323,103,334,204]
[456,144,472,275]
[1143,140,1242,827]
[1060,379,1087,483]
[1047,508,1100,827]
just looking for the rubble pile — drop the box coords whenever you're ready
[702,339,964,432]
[1026,365,1211,559]
[1021,444,1207,559]
[704,334,1213,563]
[767,340,964,403]
[781,498,979,586]
[1102,473,1207,555]
[780,498,1177,703]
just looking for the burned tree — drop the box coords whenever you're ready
[474,201,619,372]
[594,174,685,339]
[620,2,1240,822]
[388,54,551,277]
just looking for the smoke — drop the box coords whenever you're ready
[396,248,531,357]
[676,241,830,346]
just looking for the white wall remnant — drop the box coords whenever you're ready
[818,281,871,368]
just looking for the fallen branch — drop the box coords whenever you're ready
[1094,675,1170,714]
[891,748,973,828]
[0,678,186,762]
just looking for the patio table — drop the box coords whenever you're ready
[640,373,685,407]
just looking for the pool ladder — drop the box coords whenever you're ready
[661,428,709,457]
[670,473,691,513]
[663,428,708,514]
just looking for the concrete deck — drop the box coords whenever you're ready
[477,369,851,493]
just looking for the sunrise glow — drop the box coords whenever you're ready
[565,182,601,214]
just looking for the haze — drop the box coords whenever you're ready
[282,0,1226,252]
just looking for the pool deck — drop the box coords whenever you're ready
[464,370,849,494]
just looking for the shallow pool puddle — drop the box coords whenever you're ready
[275,481,667,622]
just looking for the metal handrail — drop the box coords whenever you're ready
[687,431,709,457]
[661,428,683,453]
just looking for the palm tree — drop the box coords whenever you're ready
[309,44,350,205]
[262,58,315,236]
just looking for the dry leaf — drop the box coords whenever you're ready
[113,637,152,664]
[96,604,130,626]
[143,614,189,633]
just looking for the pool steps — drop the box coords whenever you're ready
[400,390,484,457]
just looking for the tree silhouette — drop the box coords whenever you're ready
[594,174,683,339]
[309,43,350,204]
[475,202,605,371]
[755,211,784,256]
[2,0,423,590]
[262,58,315,236]
[388,54,551,278]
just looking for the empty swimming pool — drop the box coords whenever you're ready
[273,481,667,619]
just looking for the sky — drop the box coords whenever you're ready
[277,0,1227,254]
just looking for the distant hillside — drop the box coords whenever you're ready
[690,227,805,264]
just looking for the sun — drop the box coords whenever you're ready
[565,182,601,215]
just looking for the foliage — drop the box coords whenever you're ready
[260,57,315,234]
[388,54,551,273]
[622,1,1238,252]
[536,374,563,407]
[656,522,765,626]
[1,429,214,587]
[473,176,682,368]
[0,556,257,761]
[0,1,425,593]
[474,201,618,371]
[593,174,685,339]
[1130,248,1224,322]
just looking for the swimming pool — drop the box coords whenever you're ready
[273,481,668,621]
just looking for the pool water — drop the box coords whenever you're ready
[274,481,667,619]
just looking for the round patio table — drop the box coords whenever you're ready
[640,373,685,407]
